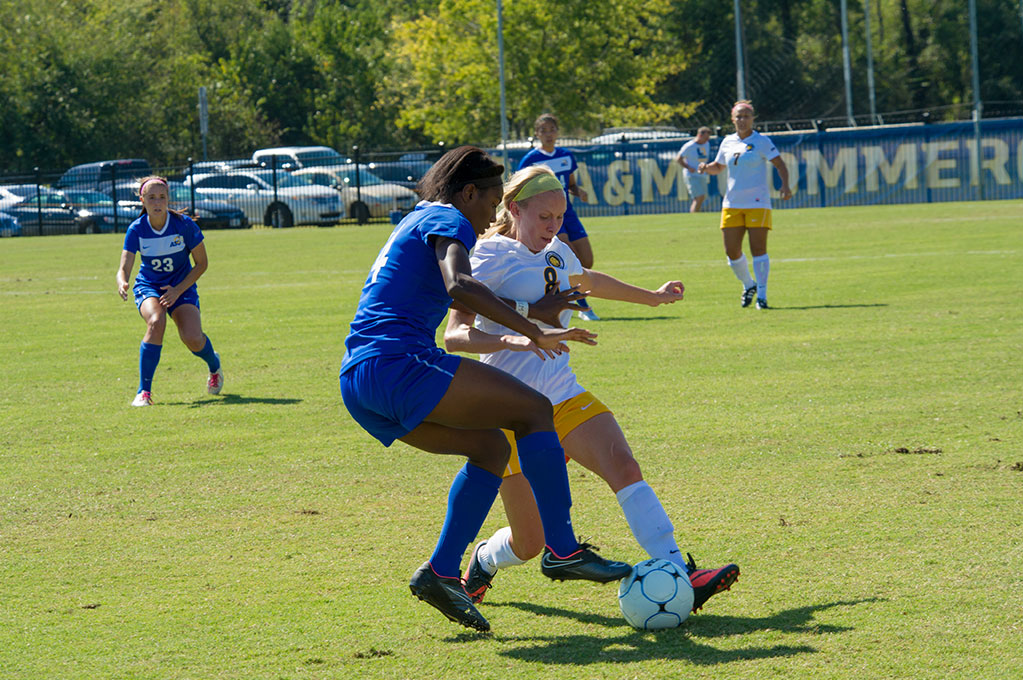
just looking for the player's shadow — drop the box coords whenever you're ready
[579,315,677,322]
[768,303,888,310]
[477,597,881,665]
[163,394,303,407]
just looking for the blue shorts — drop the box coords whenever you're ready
[339,347,462,447]
[133,282,200,315]
[685,173,710,198]
[557,205,588,242]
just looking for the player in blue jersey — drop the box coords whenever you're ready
[339,146,632,633]
[116,176,223,407]
[518,113,600,321]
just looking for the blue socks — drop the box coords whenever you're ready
[429,463,503,578]
[138,342,162,393]
[191,336,220,372]
[516,430,579,557]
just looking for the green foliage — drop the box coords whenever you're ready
[390,0,692,143]
[0,0,1021,171]
[1,202,1022,678]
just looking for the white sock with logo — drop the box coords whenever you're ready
[728,254,756,289]
[479,525,527,574]
[615,480,686,570]
[752,254,770,299]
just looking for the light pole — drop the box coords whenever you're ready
[863,0,877,125]
[497,0,510,172]
[733,0,746,101]
[840,0,854,126]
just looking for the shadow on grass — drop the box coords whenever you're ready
[163,394,303,407]
[474,598,881,665]
[767,303,889,310]
[578,315,678,322]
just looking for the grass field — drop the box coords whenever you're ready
[1,201,1021,680]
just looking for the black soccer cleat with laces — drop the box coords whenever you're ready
[409,562,490,632]
[685,553,740,612]
[540,543,632,583]
[741,285,758,307]
[462,541,496,604]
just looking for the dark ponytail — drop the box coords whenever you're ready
[416,146,504,203]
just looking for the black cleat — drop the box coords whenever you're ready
[685,553,740,612]
[741,285,758,307]
[755,298,770,310]
[540,543,632,583]
[409,562,490,632]
[462,541,496,604]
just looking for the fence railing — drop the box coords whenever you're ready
[3,116,1022,238]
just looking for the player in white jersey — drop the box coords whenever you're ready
[676,126,712,213]
[699,101,791,309]
[116,176,223,406]
[444,165,740,613]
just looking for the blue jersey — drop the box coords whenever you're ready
[340,202,477,374]
[518,147,578,198]
[123,212,204,290]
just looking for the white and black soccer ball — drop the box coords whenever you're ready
[617,558,694,630]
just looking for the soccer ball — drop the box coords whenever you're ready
[617,558,694,630]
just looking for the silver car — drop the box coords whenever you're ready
[184,170,343,227]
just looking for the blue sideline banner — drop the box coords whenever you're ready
[498,119,1023,217]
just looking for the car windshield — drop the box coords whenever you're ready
[248,170,314,189]
[62,190,113,205]
[295,149,344,165]
[333,167,386,186]
[168,184,193,202]
[4,186,40,198]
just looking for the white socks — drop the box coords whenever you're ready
[752,254,770,299]
[728,254,756,289]
[477,526,526,575]
[479,481,687,574]
[615,480,686,570]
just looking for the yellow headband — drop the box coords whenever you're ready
[513,172,564,202]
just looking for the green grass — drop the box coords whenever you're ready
[1,201,1021,679]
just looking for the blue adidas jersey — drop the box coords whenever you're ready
[123,212,204,289]
[518,147,578,195]
[340,203,477,373]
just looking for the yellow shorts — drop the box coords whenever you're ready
[502,391,611,478]
[721,207,772,230]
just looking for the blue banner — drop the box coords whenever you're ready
[498,118,1023,216]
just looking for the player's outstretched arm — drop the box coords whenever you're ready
[572,270,684,307]
[444,309,565,360]
[435,236,596,352]
[699,161,725,175]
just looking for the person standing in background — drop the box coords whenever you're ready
[676,127,713,213]
[699,102,791,309]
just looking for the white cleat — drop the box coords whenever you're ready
[578,308,601,322]
[132,390,153,407]
[207,353,224,395]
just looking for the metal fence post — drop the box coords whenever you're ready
[34,167,42,235]
[188,157,196,216]
[353,145,365,224]
[111,163,119,233]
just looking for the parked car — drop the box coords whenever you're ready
[112,181,250,230]
[366,162,421,191]
[59,188,139,233]
[251,146,346,171]
[0,211,21,237]
[589,127,690,145]
[183,170,343,227]
[54,159,153,193]
[292,165,417,222]
[0,187,80,235]
[188,159,260,175]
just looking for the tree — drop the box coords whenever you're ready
[388,0,693,144]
